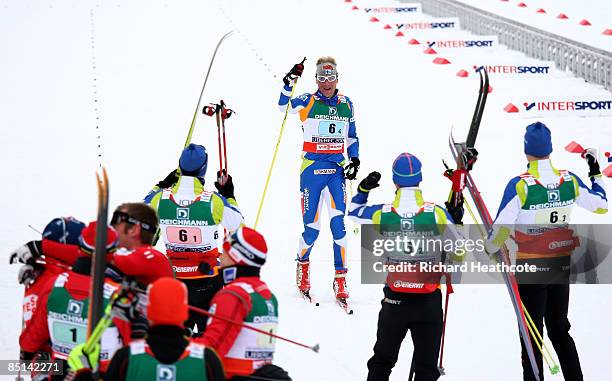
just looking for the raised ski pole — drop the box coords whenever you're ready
[182,30,234,149]
[254,58,306,229]
[188,305,319,352]
[203,100,234,185]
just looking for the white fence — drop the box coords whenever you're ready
[404,0,612,90]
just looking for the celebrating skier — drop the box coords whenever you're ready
[279,56,360,302]
[68,277,225,381]
[19,222,130,378]
[487,122,608,381]
[145,143,244,335]
[199,226,291,381]
[348,153,466,381]
[110,202,173,286]
[9,216,86,336]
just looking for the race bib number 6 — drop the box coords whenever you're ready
[166,226,203,244]
[317,120,345,136]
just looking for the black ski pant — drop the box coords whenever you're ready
[518,284,583,381]
[367,287,442,381]
[181,274,223,336]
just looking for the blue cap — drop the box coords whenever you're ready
[392,153,422,187]
[179,144,208,178]
[42,217,85,245]
[524,122,553,157]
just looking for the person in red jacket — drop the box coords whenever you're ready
[199,227,291,381]
[69,277,225,381]
[109,202,173,286]
[10,216,86,351]
[19,222,131,380]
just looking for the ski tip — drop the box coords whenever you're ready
[312,344,320,353]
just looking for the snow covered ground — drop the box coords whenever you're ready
[452,0,612,52]
[1,0,611,380]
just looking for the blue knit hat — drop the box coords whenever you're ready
[43,217,85,245]
[179,144,208,178]
[392,153,422,187]
[524,122,553,157]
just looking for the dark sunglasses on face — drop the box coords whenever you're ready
[110,211,157,233]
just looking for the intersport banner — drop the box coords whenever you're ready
[390,17,460,31]
[427,36,499,49]
[361,3,422,14]
[505,96,612,117]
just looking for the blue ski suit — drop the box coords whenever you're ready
[278,83,359,271]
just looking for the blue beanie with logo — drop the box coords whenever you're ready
[392,153,422,187]
[179,144,208,178]
[524,122,553,157]
[43,217,85,245]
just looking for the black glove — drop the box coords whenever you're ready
[344,157,360,180]
[112,294,140,322]
[156,169,179,189]
[445,197,464,225]
[10,240,43,265]
[130,315,149,339]
[215,170,235,199]
[461,148,478,171]
[584,149,601,177]
[282,58,305,87]
[18,263,42,285]
[358,171,381,193]
[198,261,211,275]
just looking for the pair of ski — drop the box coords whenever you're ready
[299,290,354,315]
[449,67,542,381]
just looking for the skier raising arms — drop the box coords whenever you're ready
[199,226,291,381]
[486,122,607,381]
[348,153,467,381]
[279,56,360,301]
[145,143,244,335]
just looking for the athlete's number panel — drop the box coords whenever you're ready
[535,208,570,224]
[52,322,86,345]
[166,226,203,244]
[318,121,345,136]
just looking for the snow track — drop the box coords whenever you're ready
[1,1,610,380]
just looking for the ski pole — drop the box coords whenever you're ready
[204,100,234,185]
[438,277,453,375]
[183,30,234,149]
[188,305,319,353]
[254,78,300,229]
[522,302,561,375]
[347,180,360,234]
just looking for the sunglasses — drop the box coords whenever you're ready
[316,74,337,83]
[111,211,157,233]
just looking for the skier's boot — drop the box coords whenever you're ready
[296,259,311,294]
[333,270,349,299]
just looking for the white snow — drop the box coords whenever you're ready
[1,0,611,380]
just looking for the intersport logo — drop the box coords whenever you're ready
[523,100,612,112]
[428,39,495,48]
[475,65,550,74]
[364,7,419,13]
[397,21,457,30]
